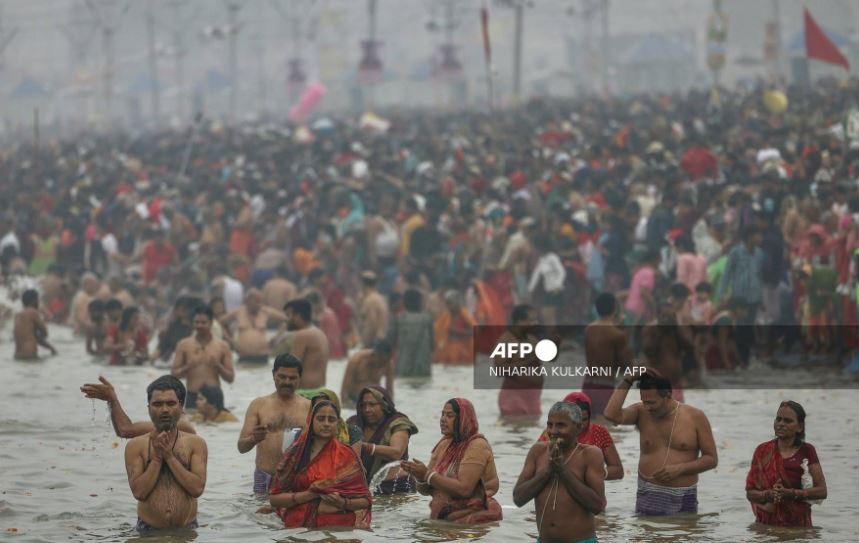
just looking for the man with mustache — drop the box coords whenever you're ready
[171,305,235,409]
[124,376,207,531]
[237,353,311,496]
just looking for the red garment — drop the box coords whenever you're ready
[107,324,149,366]
[142,241,176,283]
[270,401,372,529]
[745,439,818,527]
[319,307,345,359]
[680,145,719,181]
[537,392,615,451]
[498,388,541,418]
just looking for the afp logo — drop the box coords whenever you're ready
[489,339,558,362]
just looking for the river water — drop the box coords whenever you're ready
[1,322,858,543]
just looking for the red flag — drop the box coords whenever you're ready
[480,3,491,65]
[804,8,849,70]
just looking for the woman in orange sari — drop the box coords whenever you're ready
[745,401,827,527]
[401,398,503,524]
[433,291,477,365]
[269,399,372,529]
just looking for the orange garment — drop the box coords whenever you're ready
[292,248,320,277]
[433,308,477,365]
[229,226,254,258]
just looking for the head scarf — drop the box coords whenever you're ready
[271,399,338,493]
[432,398,483,477]
[563,391,592,432]
[310,389,353,446]
[347,386,418,475]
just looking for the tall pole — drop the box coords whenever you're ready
[146,7,160,123]
[227,2,240,123]
[512,1,523,103]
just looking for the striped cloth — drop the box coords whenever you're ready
[253,468,273,495]
[635,476,698,516]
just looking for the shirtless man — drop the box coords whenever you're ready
[641,302,694,402]
[125,376,207,530]
[70,273,101,334]
[583,293,633,421]
[261,267,296,312]
[237,353,311,495]
[604,371,717,516]
[14,289,57,360]
[340,340,394,408]
[221,289,286,364]
[85,299,108,356]
[172,305,235,409]
[358,271,389,348]
[81,375,196,438]
[514,402,605,543]
[283,298,329,390]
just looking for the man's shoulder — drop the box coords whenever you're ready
[127,433,151,449]
[180,431,207,447]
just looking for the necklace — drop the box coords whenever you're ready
[638,401,681,480]
[538,442,581,533]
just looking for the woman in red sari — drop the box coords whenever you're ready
[745,401,827,527]
[401,398,503,524]
[269,399,372,529]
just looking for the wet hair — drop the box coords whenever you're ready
[104,298,123,312]
[146,375,186,405]
[403,288,423,312]
[21,289,39,308]
[574,400,591,416]
[284,298,312,323]
[548,401,583,424]
[594,292,616,317]
[362,274,378,288]
[638,373,673,398]
[779,400,806,447]
[198,385,226,412]
[273,352,303,376]
[372,339,393,358]
[119,306,139,331]
[695,282,712,294]
[193,304,214,321]
[445,399,462,442]
[511,304,535,324]
[669,282,691,301]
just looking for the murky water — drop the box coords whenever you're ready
[1,323,858,543]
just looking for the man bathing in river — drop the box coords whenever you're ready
[124,376,207,530]
[513,402,605,543]
[604,371,717,515]
[171,305,235,409]
[237,353,311,495]
[282,298,329,392]
[14,289,57,360]
[221,289,287,364]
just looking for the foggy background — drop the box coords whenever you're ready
[0,0,857,132]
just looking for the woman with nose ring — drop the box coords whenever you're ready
[268,399,372,528]
[401,398,503,524]
[745,401,827,527]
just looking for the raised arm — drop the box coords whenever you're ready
[513,444,553,507]
[603,378,641,426]
[125,438,160,501]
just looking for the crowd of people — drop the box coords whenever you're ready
[4,77,850,539]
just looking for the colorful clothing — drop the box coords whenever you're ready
[253,468,273,495]
[745,439,818,527]
[347,386,418,493]
[270,401,372,529]
[426,398,503,524]
[635,477,698,515]
[433,308,477,365]
[301,388,362,446]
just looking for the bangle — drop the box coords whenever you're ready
[426,471,437,487]
[371,444,377,456]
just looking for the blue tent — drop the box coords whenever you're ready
[619,34,692,65]
[10,77,49,99]
[194,69,231,92]
[787,27,849,56]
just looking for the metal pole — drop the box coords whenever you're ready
[146,8,160,124]
[512,1,523,103]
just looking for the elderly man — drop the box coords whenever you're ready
[124,376,207,530]
[604,371,717,516]
[221,288,287,364]
[514,401,605,543]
